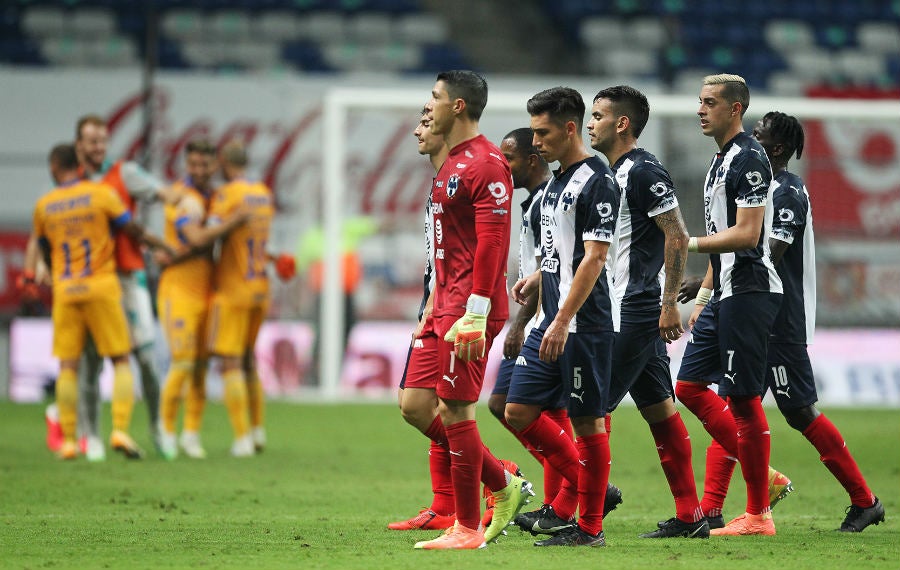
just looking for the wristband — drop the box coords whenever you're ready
[466,294,491,317]
[688,236,699,252]
[695,287,713,306]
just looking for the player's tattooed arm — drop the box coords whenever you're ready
[654,207,689,342]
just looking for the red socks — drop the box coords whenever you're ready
[443,420,484,530]
[541,408,573,503]
[575,432,611,536]
[428,441,455,516]
[728,395,771,515]
[424,415,448,447]
[700,439,737,517]
[675,381,738,455]
[519,412,580,487]
[649,412,703,523]
[803,413,875,507]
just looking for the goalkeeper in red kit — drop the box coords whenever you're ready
[412,70,533,550]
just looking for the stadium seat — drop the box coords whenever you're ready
[161,9,206,41]
[40,36,90,67]
[254,10,301,42]
[299,11,346,44]
[764,20,816,52]
[369,43,421,72]
[579,17,626,49]
[320,41,367,71]
[857,21,900,54]
[87,35,139,67]
[207,10,252,41]
[21,6,66,38]
[587,46,657,76]
[394,13,448,45]
[835,49,887,84]
[767,70,807,95]
[224,39,283,69]
[70,8,116,38]
[282,40,331,71]
[783,48,835,82]
[345,12,393,45]
[627,17,668,51]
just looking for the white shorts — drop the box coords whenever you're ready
[119,271,157,350]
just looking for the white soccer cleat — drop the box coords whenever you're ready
[159,430,178,461]
[251,426,267,452]
[179,431,207,459]
[85,435,106,462]
[231,435,255,458]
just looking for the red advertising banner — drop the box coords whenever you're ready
[804,87,900,237]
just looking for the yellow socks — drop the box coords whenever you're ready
[160,361,190,433]
[111,361,135,432]
[184,361,207,433]
[55,368,78,441]
[246,368,265,429]
[222,368,249,438]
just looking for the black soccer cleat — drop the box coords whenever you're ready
[604,483,623,518]
[641,516,710,538]
[838,497,885,533]
[514,504,576,535]
[534,526,605,547]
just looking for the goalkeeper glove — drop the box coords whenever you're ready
[443,294,491,362]
[274,253,296,282]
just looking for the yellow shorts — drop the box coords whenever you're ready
[207,295,268,358]
[52,296,131,360]
[158,293,209,361]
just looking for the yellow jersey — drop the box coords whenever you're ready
[209,178,274,306]
[158,178,214,301]
[32,179,129,303]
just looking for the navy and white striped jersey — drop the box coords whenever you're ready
[702,132,782,300]
[517,183,546,280]
[769,169,815,344]
[416,187,436,320]
[537,156,620,333]
[611,148,679,328]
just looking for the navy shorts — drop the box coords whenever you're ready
[507,328,612,418]
[608,324,673,413]
[678,292,782,398]
[766,343,818,411]
[492,356,515,396]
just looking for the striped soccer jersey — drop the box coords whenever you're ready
[702,132,782,299]
[769,169,815,344]
[537,156,620,333]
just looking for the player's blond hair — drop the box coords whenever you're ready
[75,114,106,140]
[702,73,750,116]
[219,141,248,167]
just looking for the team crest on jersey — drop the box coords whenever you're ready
[447,174,460,198]
[560,191,576,212]
[650,182,669,196]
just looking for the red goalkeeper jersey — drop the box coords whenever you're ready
[431,134,512,321]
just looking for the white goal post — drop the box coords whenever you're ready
[319,87,900,400]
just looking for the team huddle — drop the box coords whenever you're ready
[391,70,884,549]
[26,116,294,462]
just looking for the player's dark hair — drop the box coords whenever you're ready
[436,70,488,121]
[527,87,585,129]
[703,73,750,116]
[503,127,542,160]
[762,111,805,160]
[185,139,216,156]
[593,85,650,139]
[75,114,106,140]
[49,143,79,170]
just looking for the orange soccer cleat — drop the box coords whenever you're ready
[388,509,455,531]
[710,512,776,536]
[414,522,486,550]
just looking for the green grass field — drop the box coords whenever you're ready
[0,401,896,569]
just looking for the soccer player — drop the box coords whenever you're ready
[412,70,531,550]
[505,87,620,547]
[156,139,247,460]
[677,74,783,536]
[25,144,169,460]
[206,141,274,457]
[700,112,884,532]
[586,85,708,538]
[389,107,455,530]
[488,128,583,515]
[75,114,172,458]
